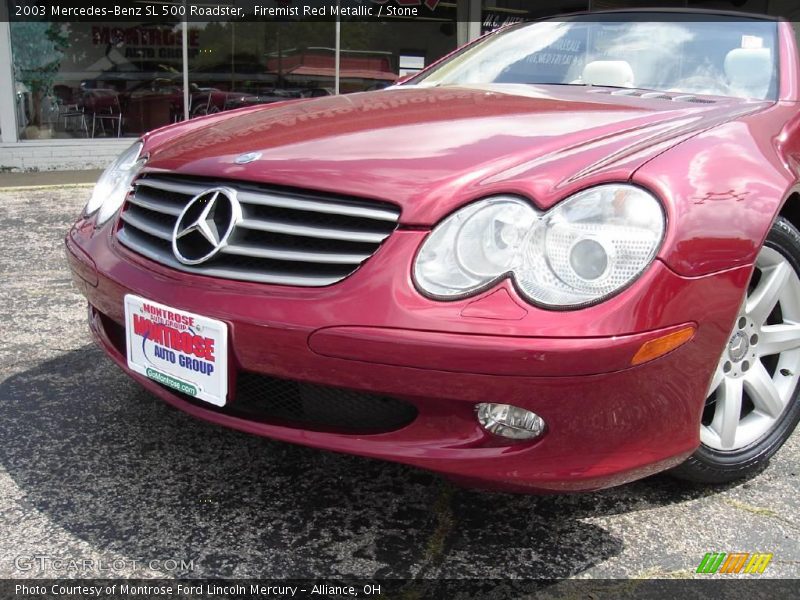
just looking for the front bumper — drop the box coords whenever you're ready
[66,217,751,492]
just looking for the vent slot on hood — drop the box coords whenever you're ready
[589,87,717,104]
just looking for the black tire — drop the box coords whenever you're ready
[671,216,800,483]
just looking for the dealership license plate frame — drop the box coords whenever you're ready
[124,294,228,406]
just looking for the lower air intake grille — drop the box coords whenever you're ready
[117,175,400,286]
[94,312,416,434]
[228,373,418,433]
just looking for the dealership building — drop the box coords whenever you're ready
[0,0,798,171]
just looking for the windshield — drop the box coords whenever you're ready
[412,14,779,101]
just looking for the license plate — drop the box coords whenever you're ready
[124,294,228,406]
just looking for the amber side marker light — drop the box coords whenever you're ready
[631,325,696,366]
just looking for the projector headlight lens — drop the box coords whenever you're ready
[413,185,664,308]
[569,238,609,281]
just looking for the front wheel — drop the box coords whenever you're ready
[191,103,221,118]
[672,216,800,483]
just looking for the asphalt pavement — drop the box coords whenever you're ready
[0,183,798,581]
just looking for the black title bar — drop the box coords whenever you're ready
[2,579,799,599]
[6,0,454,23]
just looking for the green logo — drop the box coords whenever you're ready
[697,552,772,574]
[146,368,198,397]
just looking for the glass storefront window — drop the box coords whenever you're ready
[339,20,457,92]
[187,22,336,115]
[11,20,184,140]
[7,8,460,142]
[6,1,800,146]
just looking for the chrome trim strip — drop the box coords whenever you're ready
[238,218,389,244]
[126,194,183,216]
[118,229,344,286]
[120,211,173,241]
[221,243,372,265]
[236,189,399,222]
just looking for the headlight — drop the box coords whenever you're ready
[84,141,145,226]
[413,185,665,308]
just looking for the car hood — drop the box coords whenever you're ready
[143,84,767,224]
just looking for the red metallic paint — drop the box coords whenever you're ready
[65,16,800,492]
[140,86,768,224]
[306,324,698,377]
[68,210,750,492]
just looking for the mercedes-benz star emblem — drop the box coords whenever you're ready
[234,152,262,164]
[172,187,242,265]
[728,330,749,363]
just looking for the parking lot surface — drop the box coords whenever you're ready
[0,185,798,580]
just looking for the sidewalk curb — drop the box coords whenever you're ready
[0,183,94,191]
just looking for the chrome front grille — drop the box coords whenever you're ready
[116,175,400,286]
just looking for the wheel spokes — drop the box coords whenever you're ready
[711,377,743,449]
[747,261,791,326]
[759,322,800,356]
[744,361,784,418]
[707,364,725,395]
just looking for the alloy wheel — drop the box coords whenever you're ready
[701,245,800,451]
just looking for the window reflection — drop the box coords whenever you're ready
[340,21,457,92]
[187,22,337,113]
[9,12,458,140]
[11,21,184,139]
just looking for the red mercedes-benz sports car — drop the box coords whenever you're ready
[66,10,800,492]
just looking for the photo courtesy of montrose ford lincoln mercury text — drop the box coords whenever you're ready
[65,10,800,492]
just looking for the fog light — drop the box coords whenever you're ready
[476,403,546,440]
